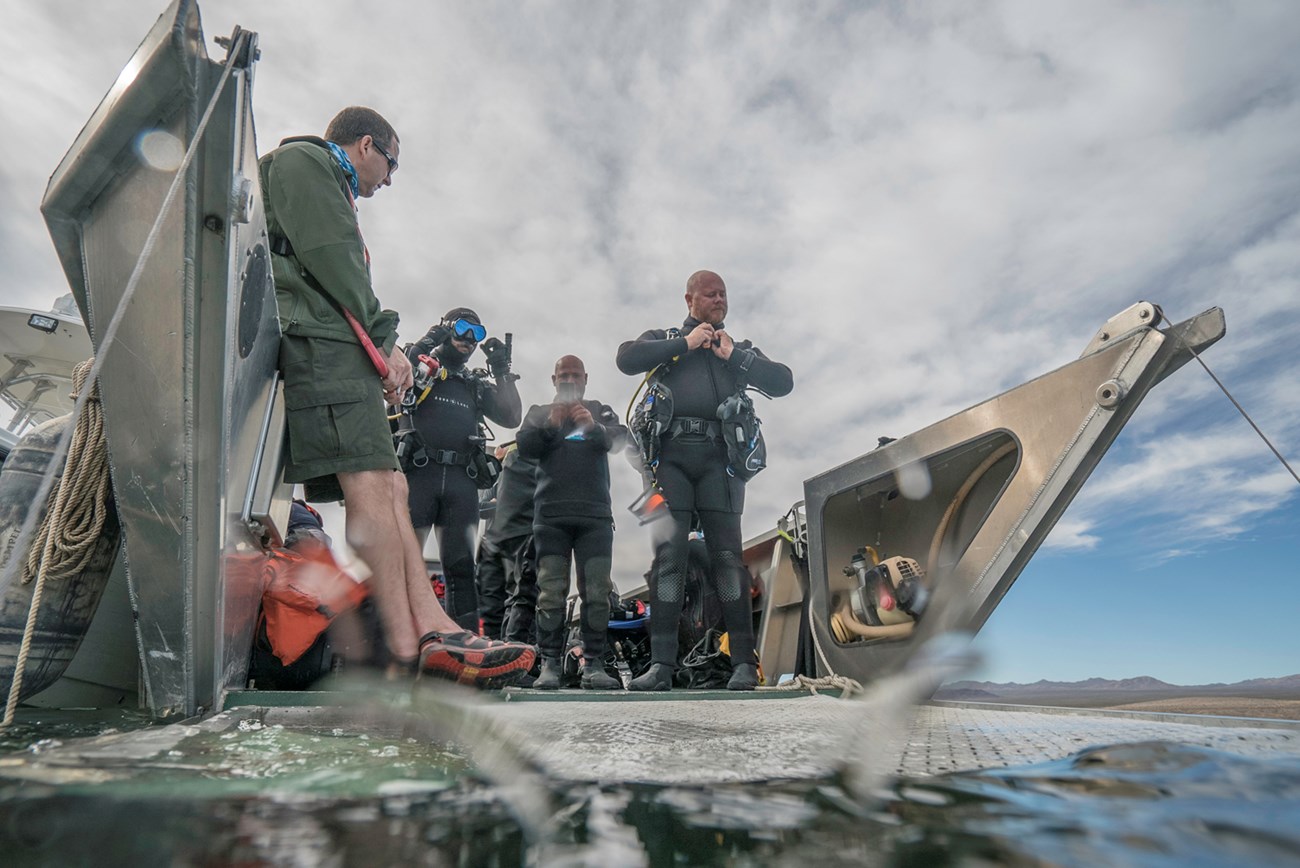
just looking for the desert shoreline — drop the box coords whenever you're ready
[1103,696,1300,721]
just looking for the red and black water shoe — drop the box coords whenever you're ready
[417,631,535,689]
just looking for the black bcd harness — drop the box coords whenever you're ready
[628,327,768,485]
[393,360,502,488]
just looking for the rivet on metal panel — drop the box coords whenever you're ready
[1095,379,1125,409]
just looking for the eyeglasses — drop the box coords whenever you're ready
[371,139,398,179]
[451,318,486,343]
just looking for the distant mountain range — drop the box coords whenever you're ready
[935,673,1300,704]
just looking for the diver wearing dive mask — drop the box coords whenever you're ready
[402,307,522,631]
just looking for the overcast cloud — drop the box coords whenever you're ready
[2,2,1296,627]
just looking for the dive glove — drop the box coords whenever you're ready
[482,334,513,378]
[413,323,452,356]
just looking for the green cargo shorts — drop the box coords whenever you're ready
[279,333,398,502]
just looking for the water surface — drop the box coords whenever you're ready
[2,710,1298,866]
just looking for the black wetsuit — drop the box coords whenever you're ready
[476,448,539,641]
[516,399,626,662]
[616,317,793,669]
[403,345,521,631]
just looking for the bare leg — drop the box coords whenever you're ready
[392,474,459,639]
[337,469,459,661]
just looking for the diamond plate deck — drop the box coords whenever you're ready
[481,695,1300,783]
[899,701,1300,777]
[4,694,1298,789]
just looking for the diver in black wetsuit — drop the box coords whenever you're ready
[616,270,793,691]
[517,355,627,690]
[403,307,521,631]
[476,444,540,641]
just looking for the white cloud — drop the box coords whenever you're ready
[1041,517,1101,552]
[3,0,1298,585]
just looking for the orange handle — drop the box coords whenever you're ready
[341,307,389,378]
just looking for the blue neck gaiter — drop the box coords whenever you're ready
[325,141,360,199]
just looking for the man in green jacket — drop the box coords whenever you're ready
[260,106,534,687]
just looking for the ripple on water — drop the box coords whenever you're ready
[3,712,1299,866]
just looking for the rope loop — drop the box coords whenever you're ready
[23,358,110,584]
[761,673,865,699]
[4,357,111,728]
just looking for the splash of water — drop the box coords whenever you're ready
[828,633,981,807]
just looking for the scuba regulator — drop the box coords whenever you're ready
[405,354,442,408]
[626,374,675,523]
[393,354,440,472]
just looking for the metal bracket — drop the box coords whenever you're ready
[214,27,260,68]
[1080,302,1161,357]
[230,176,254,225]
[1095,379,1125,409]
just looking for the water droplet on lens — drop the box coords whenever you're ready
[896,461,932,500]
[136,129,184,171]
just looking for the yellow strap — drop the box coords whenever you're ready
[386,384,433,421]
[625,368,655,420]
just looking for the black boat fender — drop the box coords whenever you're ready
[0,414,121,707]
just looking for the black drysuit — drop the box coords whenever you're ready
[476,447,539,641]
[403,345,521,631]
[616,317,793,668]
[516,399,626,662]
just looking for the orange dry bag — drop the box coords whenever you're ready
[259,543,368,666]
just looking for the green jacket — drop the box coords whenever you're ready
[259,136,399,353]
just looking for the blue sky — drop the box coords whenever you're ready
[2,1,1296,685]
[978,419,1300,685]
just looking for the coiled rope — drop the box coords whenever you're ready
[24,360,111,583]
[762,673,865,699]
[3,359,110,727]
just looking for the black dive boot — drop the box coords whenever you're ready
[581,664,621,690]
[727,663,759,691]
[534,657,563,690]
[629,663,674,692]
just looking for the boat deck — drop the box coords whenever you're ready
[3,693,1298,789]
[479,692,1300,783]
[901,700,1300,777]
